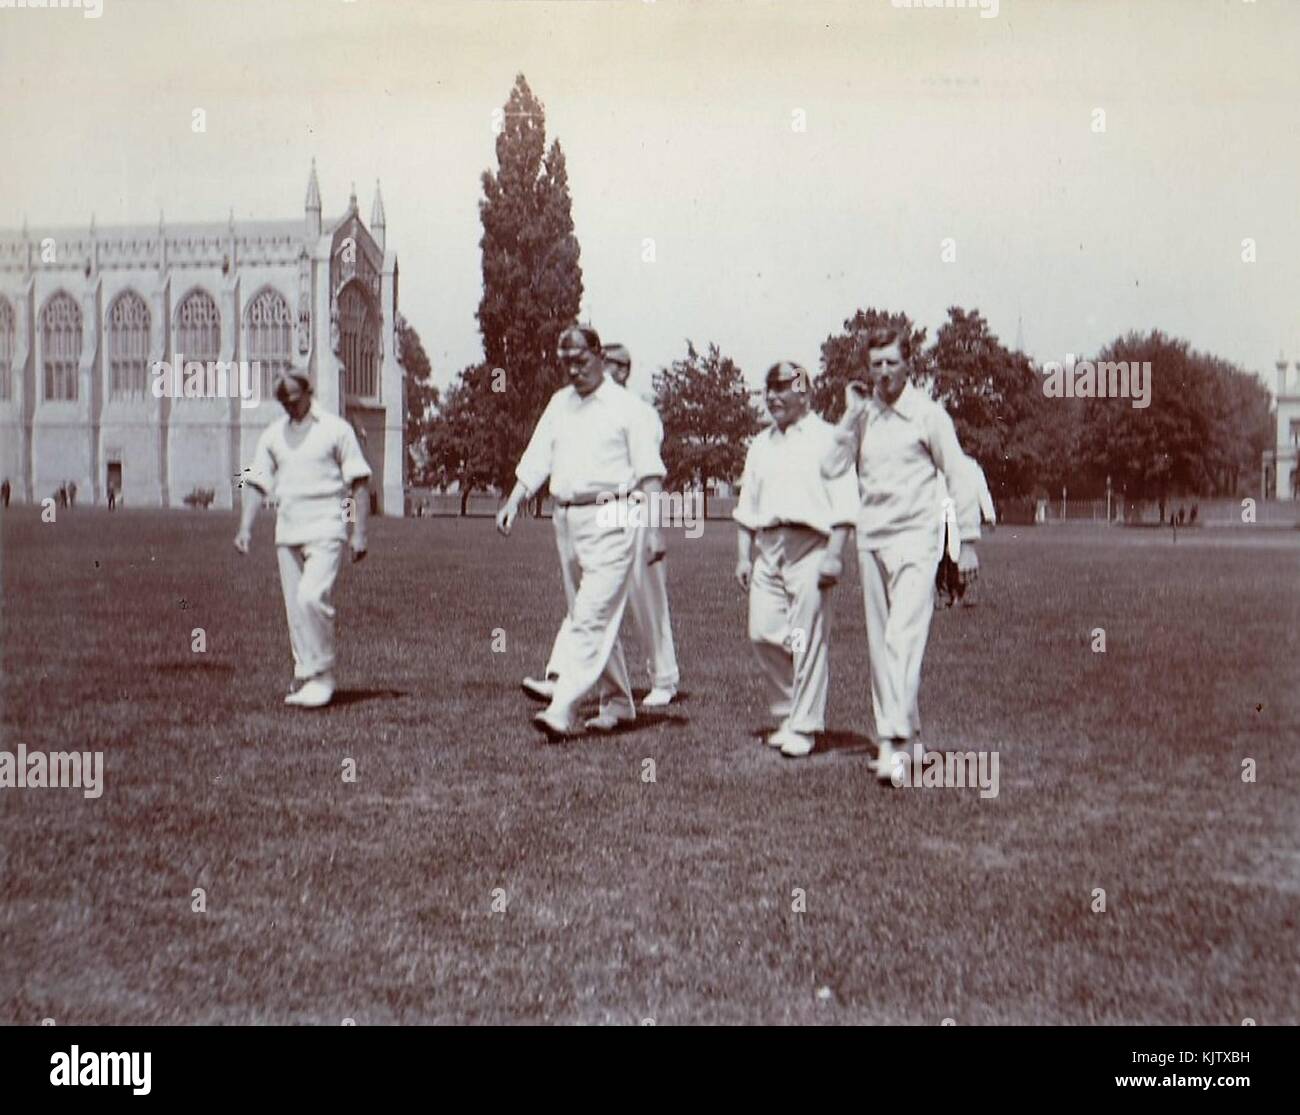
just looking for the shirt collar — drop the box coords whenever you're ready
[771,410,815,439]
[569,376,616,405]
[876,381,922,420]
[283,400,324,429]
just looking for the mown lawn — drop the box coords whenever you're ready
[1,508,1297,1024]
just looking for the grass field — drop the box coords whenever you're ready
[2,508,1298,1025]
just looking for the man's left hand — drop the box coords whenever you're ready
[646,528,666,565]
[957,545,978,585]
[818,552,843,588]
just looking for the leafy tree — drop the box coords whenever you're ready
[812,307,930,421]
[1076,331,1213,516]
[1076,332,1275,512]
[475,73,583,493]
[929,307,1052,498]
[397,314,438,485]
[1201,357,1272,496]
[653,341,761,511]
[425,366,497,515]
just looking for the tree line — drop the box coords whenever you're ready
[399,75,1274,512]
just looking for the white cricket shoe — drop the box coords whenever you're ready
[875,739,904,784]
[779,730,815,758]
[641,686,678,708]
[285,675,335,709]
[584,708,636,733]
[521,676,556,702]
[766,720,791,748]
[532,709,576,742]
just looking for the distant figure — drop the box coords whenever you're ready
[107,486,117,511]
[0,478,9,508]
[57,484,67,509]
[1189,504,1198,525]
[1177,506,1185,526]
[67,480,77,507]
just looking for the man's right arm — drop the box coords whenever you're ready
[234,433,275,553]
[733,441,760,589]
[497,393,559,535]
[822,395,866,480]
[233,486,261,553]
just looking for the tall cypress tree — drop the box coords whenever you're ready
[476,74,583,493]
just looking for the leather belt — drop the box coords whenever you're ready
[555,494,618,509]
[759,521,819,534]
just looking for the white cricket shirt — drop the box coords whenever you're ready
[515,377,667,503]
[822,381,978,552]
[247,402,373,546]
[733,412,860,537]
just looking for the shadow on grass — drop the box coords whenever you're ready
[330,688,409,707]
[633,689,693,705]
[748,726,877,758]
[157,661,237,675]
[539,709,690,745]
[816,729,877,756]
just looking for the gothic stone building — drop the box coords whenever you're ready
[0,163,403,514]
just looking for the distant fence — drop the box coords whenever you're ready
[405,490,740,520]
[405,490,1300,529]
[1011,496,1300,527]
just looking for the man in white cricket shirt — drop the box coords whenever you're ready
[822,326,979,781]
[497,326,668,741]
[235,371,371,709]
[522,343,681,709]
[734,362,859,758]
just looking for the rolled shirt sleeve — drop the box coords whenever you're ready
[244,426,277,495]
[337,421,373,485]
[926,411,980,542]
[826,463,861,528]
[514,394,560,496]
[821,412,864,480]
[976,466,997,524]
[732,439,762,532]
[626,398,667,486]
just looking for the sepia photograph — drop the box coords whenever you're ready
[0,0,1296,1085]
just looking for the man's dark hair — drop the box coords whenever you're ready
[560,324,602,354]
[275,374,312,407]
[865,325,911,362]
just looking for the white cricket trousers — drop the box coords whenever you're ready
[628,527,681,688]
[276,539,344,680]
[858,539,940,742]
[748,527,833,735]
[546,505,637,723]
[545,523,680,689]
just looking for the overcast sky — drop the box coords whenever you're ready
[2,0,1297,398]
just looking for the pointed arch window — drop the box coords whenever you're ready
[42,292,82,401]
[174,289,221,364]
[0,297,13,400]
[108,291,151,399]
[244,287,293,399]
[339,283,379,401]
